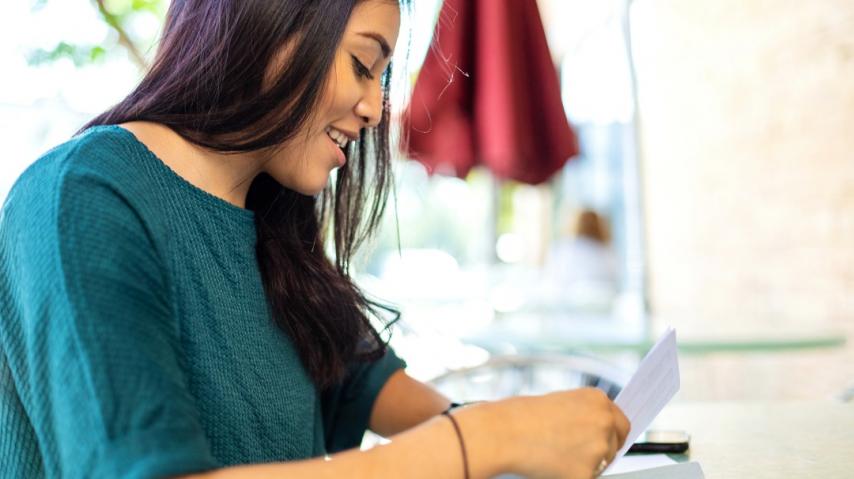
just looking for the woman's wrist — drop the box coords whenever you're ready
[450,401,515,478]
[442,410,470,479]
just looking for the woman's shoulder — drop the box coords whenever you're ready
[34,124,152,186]
[0,125,169,246]
[0,126,175,299]
[4,125,159,213]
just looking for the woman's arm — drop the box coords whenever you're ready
[368,369,452,436]
[178,388,631,479]
[184,404,505,479]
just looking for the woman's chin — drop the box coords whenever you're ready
[264,160,334,197]
[288,174,333,197]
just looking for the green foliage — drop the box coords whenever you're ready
[27,42,108,67]
[106,0,163,16]
[27,0,167,69]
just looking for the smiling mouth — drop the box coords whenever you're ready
[325,126,352,150]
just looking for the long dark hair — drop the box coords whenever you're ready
[82,0,406,389]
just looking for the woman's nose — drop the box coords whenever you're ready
[354,82,382,128]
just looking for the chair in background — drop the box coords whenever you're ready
[429,353,629,402]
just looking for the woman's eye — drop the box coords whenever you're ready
[351,55,374,80]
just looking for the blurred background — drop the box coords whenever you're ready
[1,0,851,404]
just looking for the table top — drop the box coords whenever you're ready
[650,401,854,478]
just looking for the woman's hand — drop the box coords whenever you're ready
[175,386,628,479]
[458,387,630,479]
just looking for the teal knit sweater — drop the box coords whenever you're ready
[0,125,406,478]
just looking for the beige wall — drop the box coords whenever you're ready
[632,0,854,399]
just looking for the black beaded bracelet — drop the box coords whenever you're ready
[442,409,470,479]
[446,400,483,411]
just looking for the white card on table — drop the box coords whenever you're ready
[606,327,680,471]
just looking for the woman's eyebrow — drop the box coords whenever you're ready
[357,31,391,59]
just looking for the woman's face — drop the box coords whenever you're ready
[261,0,400,195]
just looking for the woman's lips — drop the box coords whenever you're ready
[326,132,346,166]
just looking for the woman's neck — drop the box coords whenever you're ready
[117,121,262,209]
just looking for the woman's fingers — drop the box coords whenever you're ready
[500,389,635,479]
[602,400,629,475]
[591,432,618,479]
[606,427,619,463]
[610,401,631,447]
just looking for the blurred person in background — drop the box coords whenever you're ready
[0,1,627,478]
[543,208,619,312]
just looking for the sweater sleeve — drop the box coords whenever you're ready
[0,167,218,478]
[320,345,407,453]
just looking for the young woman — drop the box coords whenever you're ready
[0,1,628,477]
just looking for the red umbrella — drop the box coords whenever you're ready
[405,0,578,185]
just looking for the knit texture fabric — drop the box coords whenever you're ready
[0,125,406,478]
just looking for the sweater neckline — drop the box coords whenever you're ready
[99,124,257,225]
